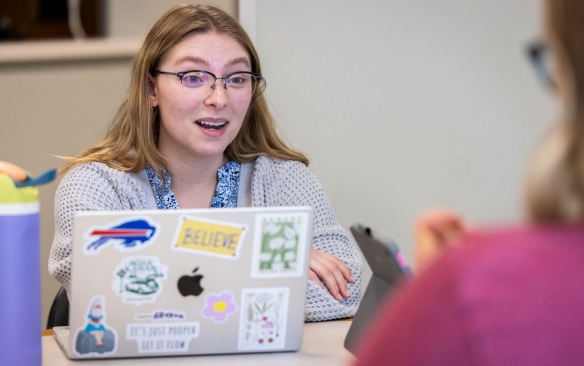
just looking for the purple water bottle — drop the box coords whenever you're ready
[0,162,55,366]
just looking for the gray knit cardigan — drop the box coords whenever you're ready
[49,155,362,322]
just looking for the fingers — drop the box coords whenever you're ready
[308,269,324,289]
[309,249,354,301]
[414,208,469,272]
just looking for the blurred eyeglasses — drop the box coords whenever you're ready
[154,69,265,101]
[526,40,555,89]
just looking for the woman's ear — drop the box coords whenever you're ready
[148,74,159,107]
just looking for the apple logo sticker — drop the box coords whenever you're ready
[177,267,205,297]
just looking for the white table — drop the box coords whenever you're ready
[42,320,355,365]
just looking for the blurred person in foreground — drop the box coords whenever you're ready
[354,0,584,364]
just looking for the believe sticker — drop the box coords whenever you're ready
[126,322,199,353]
[173,216,246,259]
[251,213,309,278]
[73,296,118,357]
[112,256,167,305]
[238,287,289,350]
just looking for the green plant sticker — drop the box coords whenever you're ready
[251,213,309,278]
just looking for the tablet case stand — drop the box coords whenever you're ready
[344,224,411,354]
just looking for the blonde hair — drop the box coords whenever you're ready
[60,4,308,175]
[525,0,584,223]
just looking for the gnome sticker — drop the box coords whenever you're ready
[75,296,117,356]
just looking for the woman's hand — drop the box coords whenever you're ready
[414,208,470,272]
[308,249,355,301]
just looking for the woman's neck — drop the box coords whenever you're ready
[165,155,226,209]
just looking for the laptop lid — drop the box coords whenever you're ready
[57,206,313,359]
[344,223,411,354]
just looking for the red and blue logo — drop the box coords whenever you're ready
[85,219,158,252]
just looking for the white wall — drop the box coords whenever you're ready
[105,0,237,37]
[249,1,555,272]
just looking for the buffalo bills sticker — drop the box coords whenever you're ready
[74,296,118,357]
[126,322,199,353]
[112,256,167,304]
[173,216,246,259]
[83,217,158,254]
[238,288,289,350]
[251,213,309,278]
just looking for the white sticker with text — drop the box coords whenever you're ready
[126,322,200,353]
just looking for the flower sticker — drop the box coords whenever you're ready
[201,291,238,323]
[238,287,289,350]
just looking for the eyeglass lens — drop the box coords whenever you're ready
[180,71,258,100]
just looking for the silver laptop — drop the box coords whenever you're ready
[53,206,313,359]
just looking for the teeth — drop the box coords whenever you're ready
[197,120,226,127]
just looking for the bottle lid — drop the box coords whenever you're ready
[0,161,56,204]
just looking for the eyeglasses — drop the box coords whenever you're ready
[526,40,555,89]
[154,69,264,101]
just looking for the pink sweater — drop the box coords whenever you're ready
[354,223,584,366]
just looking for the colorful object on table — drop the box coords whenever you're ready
[0,161,56,366]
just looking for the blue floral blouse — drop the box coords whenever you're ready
[145,161,240,209]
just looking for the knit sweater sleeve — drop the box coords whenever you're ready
[250,156,363,322]
[48,162,149,297]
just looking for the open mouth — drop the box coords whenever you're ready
[196,120,227,130]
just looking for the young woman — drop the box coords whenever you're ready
[354,0,584,363]
[49,4,362,322]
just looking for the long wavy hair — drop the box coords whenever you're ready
[60,4,308,176]
[525,0,584,222]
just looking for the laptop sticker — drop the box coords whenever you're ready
[251,213,310,278]
[112,256,167,305]
[134,310,186,321]
[74,296,118,357]
[83,217,158,254]
[173,216,247,259]
[201,290,238,324]
[177,267,205,297]
[238,287,290,350]
[126,322,200,353]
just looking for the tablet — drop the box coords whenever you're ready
[344,223,412,354]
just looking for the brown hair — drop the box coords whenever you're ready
[60,4,308,175]
[525,0,584,222]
